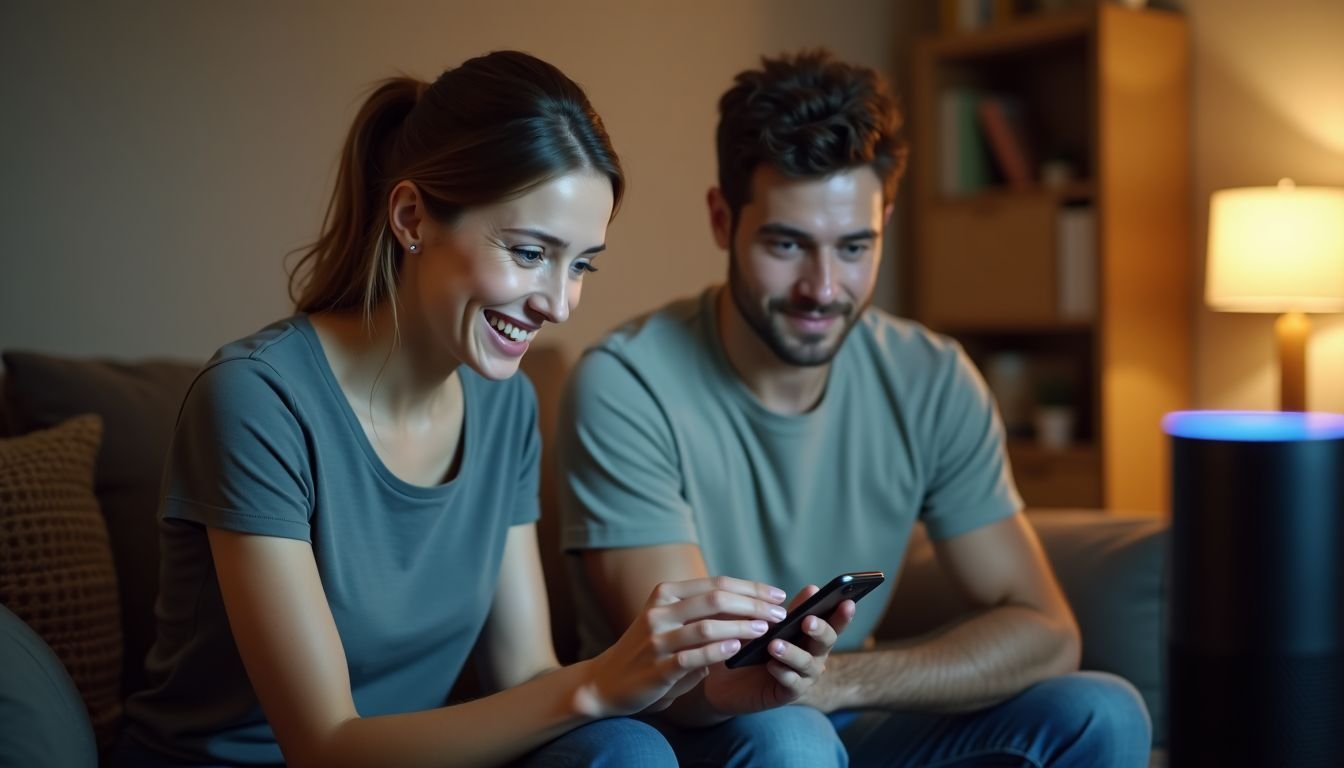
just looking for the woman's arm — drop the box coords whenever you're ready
[209,527,783,768]
[471,523,561,692]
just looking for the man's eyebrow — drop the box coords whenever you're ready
[501,227,605,255]
[756,223,878,243]
[838,229,879,243]
[756,223,816,243]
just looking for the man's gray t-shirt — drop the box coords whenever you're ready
[558,288,1020,657]
[124,315,540,765]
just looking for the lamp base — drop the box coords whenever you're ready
[1275,311,1309,412]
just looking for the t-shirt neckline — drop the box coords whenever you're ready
[700,286,847,434]
[294,313,472,500]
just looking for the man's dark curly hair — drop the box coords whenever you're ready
[716,49,908,230]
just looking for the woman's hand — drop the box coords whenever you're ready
[700,584,857,716]
[575,576,787,718]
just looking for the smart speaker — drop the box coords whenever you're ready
[1165,411,1344,766]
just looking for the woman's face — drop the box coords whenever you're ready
[399,171,614,380]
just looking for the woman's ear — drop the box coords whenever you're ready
[388,181,425,250]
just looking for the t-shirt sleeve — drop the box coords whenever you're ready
[510,376,542,526]
[557,349,697,551]
[918,344,1022,540]
[161,358,314,541]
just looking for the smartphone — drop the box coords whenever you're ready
[725,571,885,669]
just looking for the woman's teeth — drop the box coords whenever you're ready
[490,315,535,343]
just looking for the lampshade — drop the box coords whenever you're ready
[1206,180,1344,313]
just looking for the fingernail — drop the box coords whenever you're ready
[723,639,741,653]
[772,641,786,656]
[770,606,787,621]
[769,587,787,601]
[750,620,769,634]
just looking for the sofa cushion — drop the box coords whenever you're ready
[0,414,121,750]
[0,602,98,767]
[0,374,13,438]
[0,352,199,699]
[879,511,1168,746]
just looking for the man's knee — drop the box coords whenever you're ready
[716,706,848,768]
[522,717,677,768]
[1033,672,1152,762]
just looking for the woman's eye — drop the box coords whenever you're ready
[570,261,599,277]
[512,247,544,264]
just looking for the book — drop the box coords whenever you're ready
[977,95,1035,190]
[940,88,991,197]
[1057,205,1097,321]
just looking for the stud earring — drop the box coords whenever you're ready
[408,242,419,253]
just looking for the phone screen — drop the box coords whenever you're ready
[725,571,885,669]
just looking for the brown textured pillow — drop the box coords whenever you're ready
[0,414,122,750]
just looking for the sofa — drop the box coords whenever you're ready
[0,346,1169,766]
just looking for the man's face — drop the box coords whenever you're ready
[714,165,887,367]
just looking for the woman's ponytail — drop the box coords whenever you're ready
[288,77,424,317]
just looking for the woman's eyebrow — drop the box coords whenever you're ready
[500,227,605,255]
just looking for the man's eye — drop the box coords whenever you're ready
[512,248,544,264]
[769,240,800,254]
[841,243,871,259]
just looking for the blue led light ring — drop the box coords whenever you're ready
[1162,410,1344,442]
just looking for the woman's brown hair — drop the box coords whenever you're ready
[289,51,624,322]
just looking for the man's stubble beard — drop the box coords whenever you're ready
[726,245,868,368]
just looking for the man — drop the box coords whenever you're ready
[557,50,1151,766]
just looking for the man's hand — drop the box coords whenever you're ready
[700,585,857,715]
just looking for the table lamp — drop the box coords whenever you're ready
[1205,179,1344,411]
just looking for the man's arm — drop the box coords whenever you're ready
[802,512,1081,713]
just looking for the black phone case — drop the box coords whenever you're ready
[725,571,885,669]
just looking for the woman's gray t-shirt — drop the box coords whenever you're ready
[124,315,540,765]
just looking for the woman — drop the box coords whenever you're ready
[113,51,808,767]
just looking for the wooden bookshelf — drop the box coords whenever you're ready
[908,5,1191,514]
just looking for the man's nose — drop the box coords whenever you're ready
[796,251,838,306]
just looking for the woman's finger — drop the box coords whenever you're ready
[653,619,769,654]
[654,590,787,627]
[656,638,743,678]
[648,577,786,607]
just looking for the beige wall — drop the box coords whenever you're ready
[1182,0,1344,413]
[0,1,905,363]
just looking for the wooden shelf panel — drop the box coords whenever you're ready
[918,9,1092,62]
[930,180,1096,209]
[1008,439,1102,509]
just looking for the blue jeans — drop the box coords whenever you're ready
[654,672,1151,768]
[517,717,678,767]
[110,718,675,768]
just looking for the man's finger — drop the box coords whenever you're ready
[786,584,820,612]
